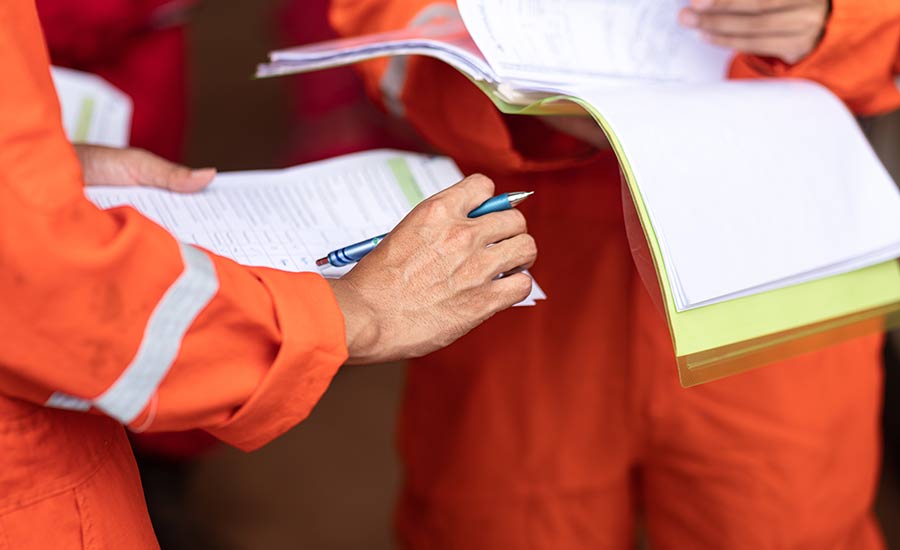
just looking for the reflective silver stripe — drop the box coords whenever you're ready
[895,75,900,93]
[93,243,218,424]
[381,3,461,117]
[44,244,218,424]
[46,392,91,412]
[46,244,217,424]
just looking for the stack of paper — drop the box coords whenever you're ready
[86,150,546,307]
[256,0,900,385]
[259,0,731,104]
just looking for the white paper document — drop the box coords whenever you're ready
[573,81,900,310]
[86,150,546,306]
[457,0,731,85]
[51,66,133,147]
[259,0,731,101]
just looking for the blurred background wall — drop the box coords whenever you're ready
[174,1,415,549]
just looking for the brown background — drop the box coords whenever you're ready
[181,1,402,548]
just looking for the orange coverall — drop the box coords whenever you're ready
[0,1,347,548]
[331,1,900,548]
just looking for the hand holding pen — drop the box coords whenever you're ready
[325,174,537,364]
[318,191,534,268]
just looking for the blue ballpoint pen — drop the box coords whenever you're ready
[316,191,534,268]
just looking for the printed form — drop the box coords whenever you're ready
[87,150,545,306]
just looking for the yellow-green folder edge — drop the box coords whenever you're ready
[476,83,900,386]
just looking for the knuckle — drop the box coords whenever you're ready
[417,196,452,219]
[506,209,528,234]
[464,175,495,203]
[520,234,537,258]
[784,51,803,64]
[465,254,491,281]
[508,274,533,301]
[799,10,820,26]
[466,173,495,193]
[694,13,713,28]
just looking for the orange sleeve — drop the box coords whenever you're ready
[329,0,599,175]
[730,0,900,116]
[0,0,347,451]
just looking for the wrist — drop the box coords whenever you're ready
[327,278,382,364]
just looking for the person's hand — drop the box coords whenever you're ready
[678,0,831,64]
[74,144,216,192]
[328,174,537,364]
[541,115,611,150]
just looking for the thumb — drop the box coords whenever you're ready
[129,148,216,193]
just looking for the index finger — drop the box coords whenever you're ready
[433,174,496,217]
[471,208,528,245]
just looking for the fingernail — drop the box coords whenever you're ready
[191,168,216,178]
[690,0,713,9]
[678,10,699,27]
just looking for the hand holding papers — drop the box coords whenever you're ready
[75,144,216,192]
[678,0,830,64]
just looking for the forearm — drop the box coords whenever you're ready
[0,190,347,450]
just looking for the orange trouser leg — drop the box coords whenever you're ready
[397,167,639,549]
[396,165,884,550]
[634,275,884,549]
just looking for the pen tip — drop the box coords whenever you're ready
[508,191,535,206]
[316,257,330,267]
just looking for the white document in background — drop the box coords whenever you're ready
[457,0,732,85]
[86,150,546,306]
[574,80,900,310]
[51,66,133,147]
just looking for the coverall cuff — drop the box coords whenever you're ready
[730,0,900,115]
[730,2,849,78]
[206,269,348,452]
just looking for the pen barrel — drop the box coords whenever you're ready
[322,192,529,269]
[327,234,386,267]
[467,194,511,218]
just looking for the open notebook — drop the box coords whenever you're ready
[86,150,546,307]
[257,0,900,385]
